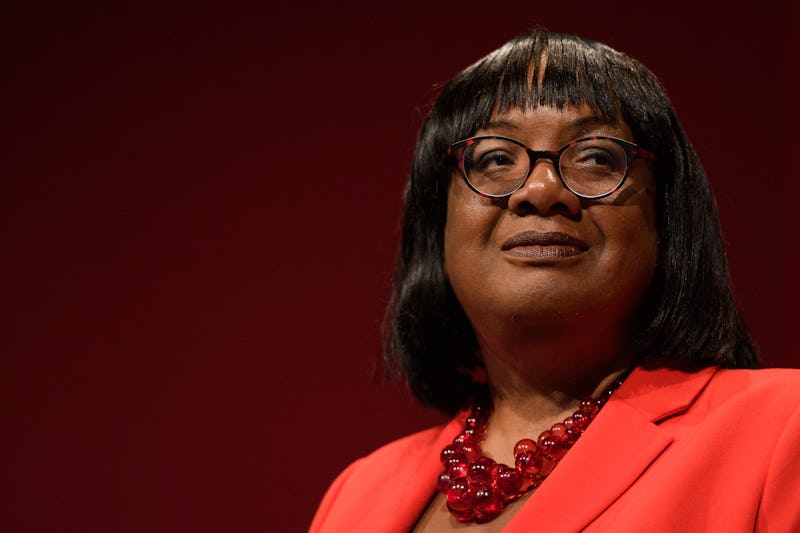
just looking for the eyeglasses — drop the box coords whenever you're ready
[448,135,655,199]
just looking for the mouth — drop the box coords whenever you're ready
[501,231,589,260]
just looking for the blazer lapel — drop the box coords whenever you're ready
[504,364,717,533]
[364,415,462,532]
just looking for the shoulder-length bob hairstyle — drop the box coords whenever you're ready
[383,30,757,415]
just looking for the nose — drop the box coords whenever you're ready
[506,159,582,216]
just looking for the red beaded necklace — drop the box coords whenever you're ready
[436,375,626,523]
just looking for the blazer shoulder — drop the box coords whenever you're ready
[710,367,800,399]
[340,414,465,484]
[310,416,462,532]
[684,367,800,428]
[359,418,457,463]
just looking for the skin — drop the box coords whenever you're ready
[413,104,658,532]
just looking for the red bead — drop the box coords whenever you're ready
[436,471,451,494]
[462,428,478,439]
[445,451,468,469]
[446,478,476,512]
[571,412,588,430]
[454,432,477,446]
[537,429,553,444]
[539,436,567,461]
[515,449,542,477]
[461,442,480,460]
[564,426,581,444]
[448,461,468,480]
[550,423,567,439]
[513,438,537,458]
[464,415,480,430]
[473,486,504,523]
[519,474,537,491]
[436,373,626,524]
[467,456,497,485]
[496,466,522,498]
[440,443,461,464]
[579,399,599,416]
[539,456,556,477]
[595,397,606,408]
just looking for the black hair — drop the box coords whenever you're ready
[382,30,757,415]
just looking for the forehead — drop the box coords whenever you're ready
[477,105,634,145]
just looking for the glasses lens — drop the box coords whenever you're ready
[560,139,628,198]
[463,138,529,197]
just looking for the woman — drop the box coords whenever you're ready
[310,30,800,532]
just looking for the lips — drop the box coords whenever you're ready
[501,231,588,259]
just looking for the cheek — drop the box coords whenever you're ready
[631,188,659,262]
[594,200,659,292]
[443,180,497,278]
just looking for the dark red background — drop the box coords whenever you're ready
[4,9,798,532]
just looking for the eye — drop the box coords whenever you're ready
[475,150,518,174]
[564,140,627,176]
[572,147,616,169]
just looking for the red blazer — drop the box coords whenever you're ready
[310,365,800,532]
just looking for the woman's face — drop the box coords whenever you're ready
[443,105,659,336]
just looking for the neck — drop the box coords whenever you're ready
[473,324,636,465]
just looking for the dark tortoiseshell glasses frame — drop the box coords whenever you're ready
[448,135,655,200]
